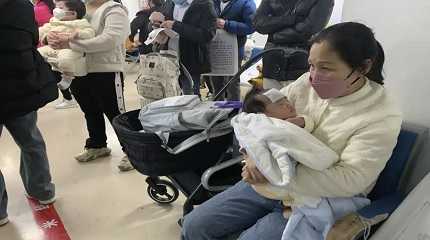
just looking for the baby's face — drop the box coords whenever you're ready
[55,1,78,21]
[264,97,297,120]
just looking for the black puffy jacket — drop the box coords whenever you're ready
[252,0,334,81]
[0,0,58,123]
[253,0,334,46]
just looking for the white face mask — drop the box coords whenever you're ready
[53,8,67,20]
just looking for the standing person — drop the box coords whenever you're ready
[150,0,217,96]
[35,0,78,109]
[210,0,256,100]
[253,0,334,90]
[48,0,134,171]
[129,0,164,54]
[0,0,58,226]
[180,22,402,240]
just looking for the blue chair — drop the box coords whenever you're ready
[336,123,428,239]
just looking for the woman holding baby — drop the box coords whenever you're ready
[181,22,402,240]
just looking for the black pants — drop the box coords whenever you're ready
[53,71,73,100]
[70,72,125,149]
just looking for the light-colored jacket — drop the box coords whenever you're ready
[69,1,130,73]
[39,18,95,42]
[280,73,402,204]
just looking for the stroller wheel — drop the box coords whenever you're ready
[147,179,179,204]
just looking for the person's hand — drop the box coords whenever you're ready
[53,32,72,49]
[241,154,268,184]
[216,18,226,29]
[48,31,73,50]
[46,31,60,46]
[286,116,305,128]
[160,20,175,29]
[149,11,165,28]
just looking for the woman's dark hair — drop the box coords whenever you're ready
[41,0,56,12]
[57,0,86,19]
[310,22,385,85]
[242,86,267,114]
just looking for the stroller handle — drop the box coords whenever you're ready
[213,47,309,101]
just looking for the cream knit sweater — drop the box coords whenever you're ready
[279,72,402,205]
[69,1,130,73]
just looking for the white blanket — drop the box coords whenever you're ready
[231,113,339,203]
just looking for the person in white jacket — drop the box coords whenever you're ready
[181,22,402,240]
[47,0,134,171]
[38,0,95,90]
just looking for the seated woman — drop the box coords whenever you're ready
[181,22,402,240]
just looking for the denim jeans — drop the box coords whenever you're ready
[181,181,288,240]
[210,76,240,101]
[179,73,201,96]
[0,112,55,219]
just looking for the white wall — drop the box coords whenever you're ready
[342,0,430,190]
[122,0,141,20]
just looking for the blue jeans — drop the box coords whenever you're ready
[179,73,201,96]
[181,181,288,240]
[0,112,55,219]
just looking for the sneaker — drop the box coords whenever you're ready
[118,156,134,172]
[0,216,8,226]
[25,193,56,205]
[75,147,111,162]
[39,196,56,205]
[55,98,78,109]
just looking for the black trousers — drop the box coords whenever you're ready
[70,72,125,149]
[53,71,73,100]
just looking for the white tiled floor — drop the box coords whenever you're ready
[0,71,184,240]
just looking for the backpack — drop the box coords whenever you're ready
[137,51,191,106]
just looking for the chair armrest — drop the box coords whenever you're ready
[201,157,243,192]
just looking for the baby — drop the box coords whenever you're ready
[38,0,95,90]
[231,86,338,207]
[242,86,309,128]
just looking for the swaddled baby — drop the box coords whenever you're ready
[232,87,338,207]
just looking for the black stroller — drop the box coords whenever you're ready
[112,48,309,219]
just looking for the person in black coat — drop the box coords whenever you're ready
[0,0,57,226]
[151,0,217,96]
[253,0,334,88]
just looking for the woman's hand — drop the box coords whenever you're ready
[216,18,225,29]
[149,12,165,28]
[241,154,268,184]
[47,31,73,50]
